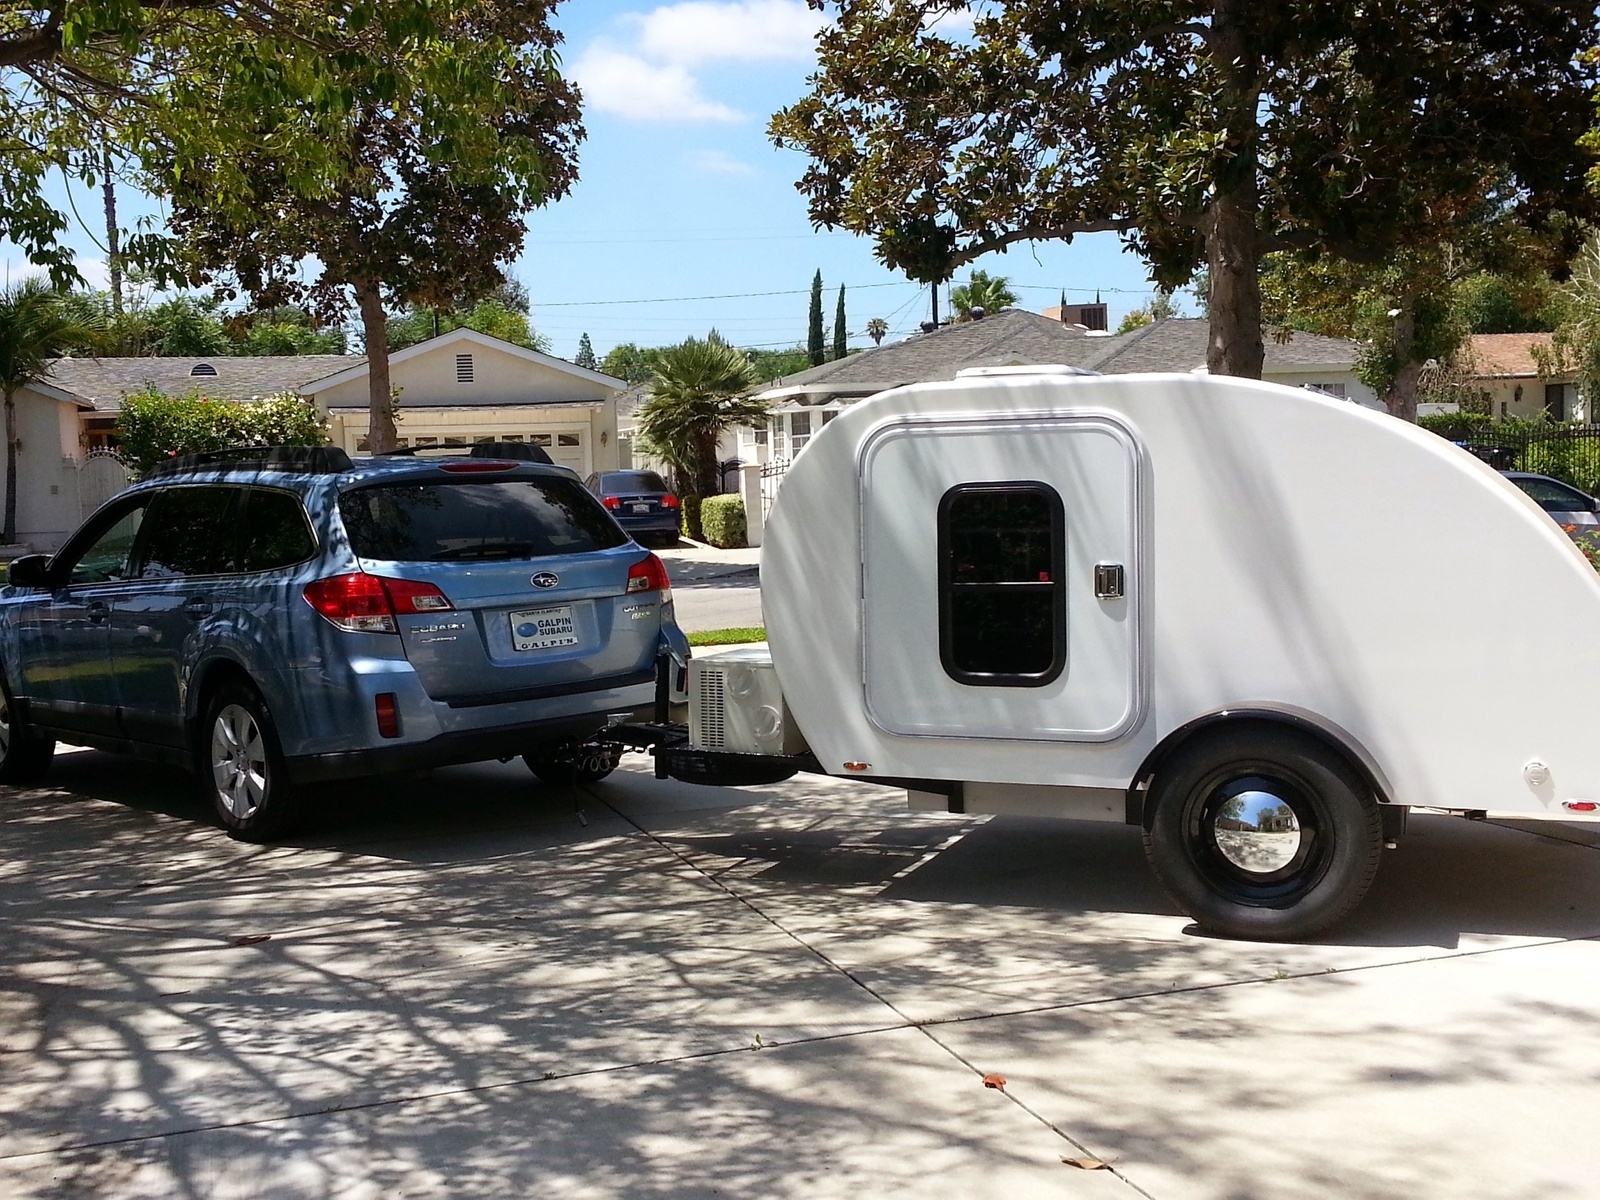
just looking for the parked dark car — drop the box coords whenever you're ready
[1502,472,1600,537]
[0,445,689,841]
[585,471,682,546]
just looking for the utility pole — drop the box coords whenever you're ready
[930,281,939,327]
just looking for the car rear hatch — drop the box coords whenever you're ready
[336,465,668,706]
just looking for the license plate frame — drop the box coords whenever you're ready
[509,606,578,651]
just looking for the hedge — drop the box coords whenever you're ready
[117,387,327,476]
[680,494,703,542]
[700,494,747,548]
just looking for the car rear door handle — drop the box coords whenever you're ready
[183,596,213,619]
[85,601,109,624]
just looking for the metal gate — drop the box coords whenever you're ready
[759,459,788,520]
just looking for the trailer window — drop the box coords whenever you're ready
[938,482,1066,687]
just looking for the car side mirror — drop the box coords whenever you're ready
[7,554,52,589]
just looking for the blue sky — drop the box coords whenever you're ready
[2,0,1181,361]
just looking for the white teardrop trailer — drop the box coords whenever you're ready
[605,369,1600,940]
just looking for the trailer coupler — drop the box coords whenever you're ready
[593,721,822,788]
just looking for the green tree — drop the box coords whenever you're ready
[807,271,825,366]
[1541,234,1600,407]
[0,281,100,542]
[600,343,659,385]
[950,270,1017,320]
[771,1,1597,384]
[746,346,812,381]
[832,284,848,360]
[385,300,551,354]
[574,333,597,370]
[149,1,582,453]
[865,317,889,346]
[235,305,347,356]
[636,335,767,503]
[1115,290,1180,334]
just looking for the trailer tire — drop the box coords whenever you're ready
[1143,726,1381,941]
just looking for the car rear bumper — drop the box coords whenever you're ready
[616,514,681,534]
[287,701,656,783]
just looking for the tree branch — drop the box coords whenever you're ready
[944,218,1141,270]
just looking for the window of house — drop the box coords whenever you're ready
[790,411,812,451]
[456,354,474,384]
[558,433,581,447]
[413,437,438,448]
[530,433,552,447]
[444,436,469,446]
[821,410,837,425]
[1312,382,1346,397]
[938,482,1066,687]
[770,417,787,459]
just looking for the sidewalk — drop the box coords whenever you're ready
[655,539,760,584]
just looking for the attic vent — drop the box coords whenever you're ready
[456,353,474,384]
[190,363,218,377]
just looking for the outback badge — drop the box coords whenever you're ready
[531,572,560,589]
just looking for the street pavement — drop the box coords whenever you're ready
[4,747,1600,1198]
[656,541,763,633]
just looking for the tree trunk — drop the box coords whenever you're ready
[355,281,399,454]
[695,429,719,499]
[4,391,18,545]
[102,144,122,319]
[1203,0,1264,379]
[1385,297,1422,423]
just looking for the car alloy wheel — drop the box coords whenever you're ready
[211,703,269,820]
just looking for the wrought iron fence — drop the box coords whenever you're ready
[1440,424,1600,494]
[759,459,788,521]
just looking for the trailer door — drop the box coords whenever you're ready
[860,413,1142,741]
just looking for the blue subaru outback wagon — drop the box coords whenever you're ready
[0,445,689,840]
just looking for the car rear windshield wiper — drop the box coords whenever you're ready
[431,542,540,560]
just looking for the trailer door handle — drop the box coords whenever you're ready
[1094,563,1125,600]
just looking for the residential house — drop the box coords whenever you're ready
[8,328,625,552]
[739,310,1375,464]
[1457,333,1583,422]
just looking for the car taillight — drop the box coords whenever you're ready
[626,553,671,594]
[303,573,454,633]
[661,494,680,509]
[601,496,622,510]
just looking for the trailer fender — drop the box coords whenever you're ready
[1128,707,1397,831]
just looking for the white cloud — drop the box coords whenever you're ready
[685,149,758,177]
[572,45,742,122]
[632,0,824,67]
[0,255,109,291]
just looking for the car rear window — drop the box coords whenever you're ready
[602,472,670,494]
[340,477,628,562]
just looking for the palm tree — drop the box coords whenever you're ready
[0,281,101,544]
[865,317,889,345]
[636,334,769,503]
[950,270,1018,320]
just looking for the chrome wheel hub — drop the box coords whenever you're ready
[211,704,267,820]
[1208,786,1304,875]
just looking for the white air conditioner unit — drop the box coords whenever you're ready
[689,646,807,756]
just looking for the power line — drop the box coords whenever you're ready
[530,281,916,308]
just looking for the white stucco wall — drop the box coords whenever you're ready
[313,342,618,411]
[3,387,94,551]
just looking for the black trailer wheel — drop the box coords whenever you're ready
[0,675,54,785]
[525,743,622,786]
[1142,726,1382,941]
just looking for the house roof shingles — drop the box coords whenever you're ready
[44,355,357,411]
[758,312,1360,402]
[1466,333,1557,379]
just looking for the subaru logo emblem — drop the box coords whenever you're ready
[531,572,560,589]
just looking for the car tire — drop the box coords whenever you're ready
[1142,725,1382,941]
[200,682,298,841]
[524,744,622,786]
[0,675,55,785]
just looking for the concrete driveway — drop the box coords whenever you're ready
[4,747,1600,1198]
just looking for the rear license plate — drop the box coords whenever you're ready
[630,503,651,513]
[510,606,578,651]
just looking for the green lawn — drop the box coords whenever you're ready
[687,626,765,647]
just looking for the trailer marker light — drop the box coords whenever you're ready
[1564,800,1597,813]
[844,761,870,772]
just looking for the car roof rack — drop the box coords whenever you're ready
[374,442,555,466]
[142,445,356,479]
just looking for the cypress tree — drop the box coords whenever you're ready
[832,284,847,360]
[574,332,596,369]
[807,270,825,366]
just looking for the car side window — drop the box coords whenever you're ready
[239,489,316,572]
[65,503,149,585]
[137,486,245,579]
[1519,478,1589,512]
